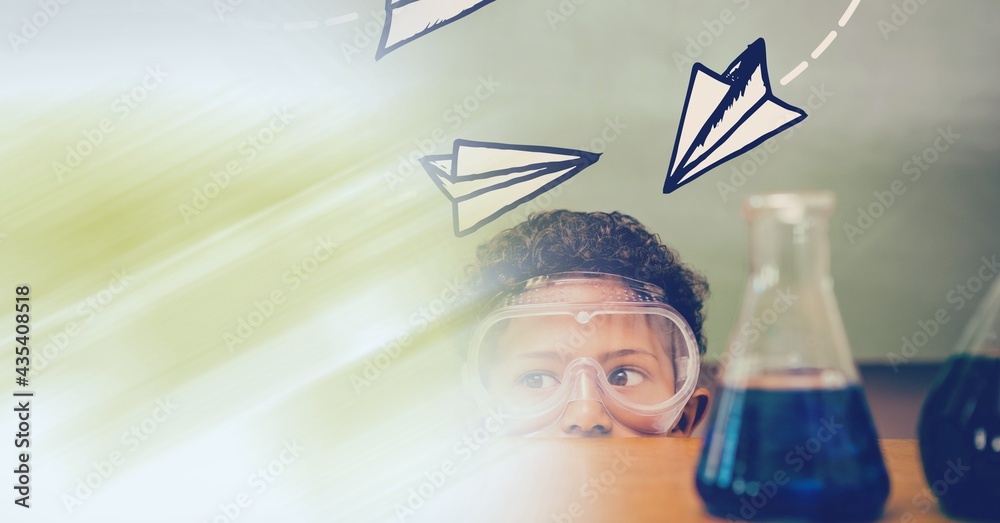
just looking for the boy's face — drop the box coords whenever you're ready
[480,309,710,437]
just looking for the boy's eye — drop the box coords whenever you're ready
[521,372,559,389]
[609,368,644,387]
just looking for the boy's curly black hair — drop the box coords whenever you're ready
[463,210,710,353]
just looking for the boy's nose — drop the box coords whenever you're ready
[559,373,613,436]
[559,399,613,436]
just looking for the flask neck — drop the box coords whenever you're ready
[725,193,858,387]
[749,213,831,290]
[954,275,1000,358]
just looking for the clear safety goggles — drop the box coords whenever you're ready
[465,272,700,436]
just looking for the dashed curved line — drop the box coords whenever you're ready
[237,11,358,31]
[780,62,809,85]
[811,30,838,59]
[326,13,359,25]
[839,0,862,26]
[780,0,861,85]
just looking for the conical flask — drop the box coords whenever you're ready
[696,192,890,522]
[918,274,1000,521]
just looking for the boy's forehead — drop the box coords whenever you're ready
[500,313,654,333]
[492,313,671,355]
[507,279,649,305]
[498,314,590,344]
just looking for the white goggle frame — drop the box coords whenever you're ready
[465,272,701,435]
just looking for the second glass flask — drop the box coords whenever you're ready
[696,192,890,521]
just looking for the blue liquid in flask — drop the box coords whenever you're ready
[700,192,892,520]
[696,382,890,522]
[919,354,1000,521]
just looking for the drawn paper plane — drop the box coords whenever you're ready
[376,0,497,60]
[663,38,807,193]
[421,140,600,237]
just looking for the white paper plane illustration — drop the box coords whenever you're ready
[663,38,807,193]
[421,140,600,237]
[376,0,497,60]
